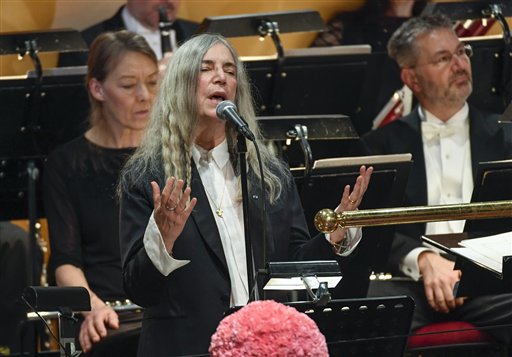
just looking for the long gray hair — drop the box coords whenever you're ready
[120,33,290,203]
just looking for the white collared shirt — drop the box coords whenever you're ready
[422,103,473,233]
[121,6,176,60]
[143,140,361,301]
[142,140,248,307]
[192,140,249,307]
[400,104,473,280]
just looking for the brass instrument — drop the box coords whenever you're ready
[314,200,512,233]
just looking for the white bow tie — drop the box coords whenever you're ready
[421,121,463,142]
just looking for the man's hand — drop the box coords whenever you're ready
[418,251,465,313]
[79,304,119,352]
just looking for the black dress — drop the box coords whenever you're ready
[43,135,134,301]
[43,135,139,356]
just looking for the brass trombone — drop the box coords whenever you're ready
[314,200,512,233]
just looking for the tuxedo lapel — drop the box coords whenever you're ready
[189,163,228,272]
[402,110,429,205]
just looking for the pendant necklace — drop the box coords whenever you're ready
[204,168,228,218]
[215,187,226,218]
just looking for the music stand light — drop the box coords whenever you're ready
[263,260,342,306]
[0,29,87,56]
[257,114,358,180]
[0,29,87,79]
[422,0,511,20]
[197,9,324,58]
[197,9,323,37]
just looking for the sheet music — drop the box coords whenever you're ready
[312,153,412,169]
[451,231,512,274]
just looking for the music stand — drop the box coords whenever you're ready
[0,46,89,288]
[245,46,399,137]
[197,10,324,59]
[422,231,512,297]
[0,67,90,220]
[0,29,86,81]
[422,0,512,21]
[289,295,415,357]
[464,159,512,234]
[294,154,412,298]
[0,29,87,56]
[256,114,358,179]
[22,286,90,357]
[464,36,511,112]
[263,260,342,306]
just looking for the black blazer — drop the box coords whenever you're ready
[59,5,199,66]
[119,162,342,356]
[354,105,512,272]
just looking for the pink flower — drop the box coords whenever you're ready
[209,300,328,357]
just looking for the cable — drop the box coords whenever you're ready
[21,295,81,357]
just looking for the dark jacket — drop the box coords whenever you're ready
[119,162,342,356]
[58,5,198,66]
[354,105,512,273]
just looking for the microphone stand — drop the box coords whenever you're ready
[237,133,258,301]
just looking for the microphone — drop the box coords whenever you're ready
[216,100,256,141]
[158,6,173,55]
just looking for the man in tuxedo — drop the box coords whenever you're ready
[354,13,512,346]
[59,0,198,66]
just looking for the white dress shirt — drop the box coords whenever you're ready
[143,139,248,307]
[143,140,362,304]
[192,140,249,307]
[122,6,177,60]
[400,104,473,280]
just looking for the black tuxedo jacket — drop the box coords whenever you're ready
[354,105,512,273]
[59,5,199,66]
[119,162,342,356]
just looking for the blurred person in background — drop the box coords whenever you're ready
[313,0,428,52]
[44,31,158,356]
[59,0,198,68]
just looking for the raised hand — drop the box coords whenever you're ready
[329,165,373,245]
[152,177,197,254]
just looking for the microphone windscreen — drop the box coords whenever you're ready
[216,100,237,119]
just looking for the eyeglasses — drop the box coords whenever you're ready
[414,44,473,69]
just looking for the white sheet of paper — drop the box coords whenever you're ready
[453,231,512,273]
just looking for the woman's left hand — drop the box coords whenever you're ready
[329,165,373,245]
[152,177,197,254]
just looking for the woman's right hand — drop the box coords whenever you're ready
[79,303,119,352]
[151,177,197,254]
